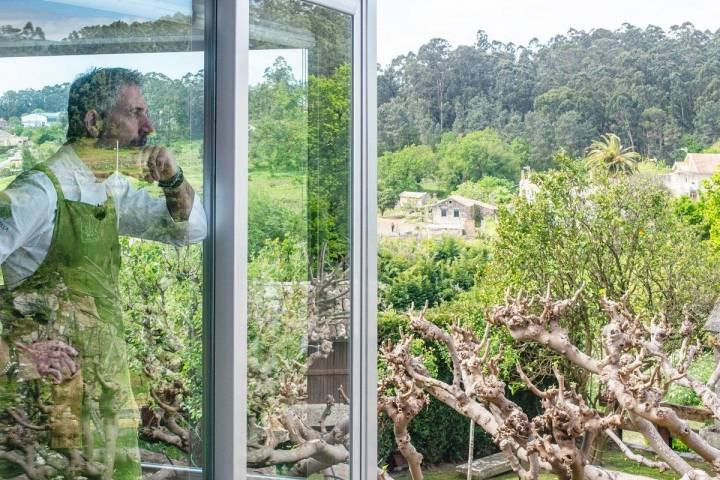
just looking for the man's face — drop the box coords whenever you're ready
[102,85,154,147]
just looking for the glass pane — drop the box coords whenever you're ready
[248,0,353,478]
[0,2,207,479]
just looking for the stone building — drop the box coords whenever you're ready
[397,191,431,208]
[428,195,497,236]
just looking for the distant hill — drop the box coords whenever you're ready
[378,23,720,168]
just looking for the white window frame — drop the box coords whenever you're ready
[211,0,377,478]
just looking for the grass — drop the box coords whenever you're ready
[390,446,712,480]
[249,169,306,212]
[0,175,13,190]
[420,178,448,198]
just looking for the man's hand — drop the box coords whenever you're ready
[141,146,177,183]
[15,340,78,384]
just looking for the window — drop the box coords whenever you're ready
[441,207,447,217]
[453,208,460,217]
[0,1,377,477]
[247,1,354,477]
[0,2,207,478]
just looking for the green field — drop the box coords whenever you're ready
[249,169,306,210]
[389,448,711,480]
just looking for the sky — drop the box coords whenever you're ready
[0,0,303,94]
[378,0,720,66]
[1,0,718,94]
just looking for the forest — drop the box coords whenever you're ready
[378,23,720,165]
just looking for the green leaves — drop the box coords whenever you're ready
[378,24,720,166]
[451,176,516,205]
[436,129,522,190]
[585,133,641,175]
[487,163,720,392]
[378,236,489,311]
[377,144,436,212]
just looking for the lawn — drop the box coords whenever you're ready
[390,447,711,480]
[249,168,307,214]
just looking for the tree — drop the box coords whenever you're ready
[307,63,352,266]
[249,58,307,172]
[585,133,640,174]
[696,172,720,252]
[451,176,516,205]
[381,290,720,480]
[377,145,435,213]
[378,236,489,311]
[377,24,720,164]
[436,129,521,190]
[488,163,719,394]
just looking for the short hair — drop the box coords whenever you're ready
[66,68,143,142]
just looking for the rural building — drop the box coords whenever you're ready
[428,195,497,236]
[21,112,48,128]
[0,129,27,147]
[662,153,720,199]
[21,111,63,128]
[397,191,431,208]
[519,166,540,201]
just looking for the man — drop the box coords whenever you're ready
[0,68,206,479]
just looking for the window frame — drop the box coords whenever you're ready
[210,0,377,478]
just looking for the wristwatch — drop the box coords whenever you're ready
[159,167,184,190]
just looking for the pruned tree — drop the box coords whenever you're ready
[380,288,720,480]
[246,246,355,479]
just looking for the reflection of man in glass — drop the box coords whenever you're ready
[0,68,206,479]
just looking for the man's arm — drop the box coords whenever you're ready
[0,172,60,377]
[163,179,195,222]
[112,175,207,246]
[0,172,56,269]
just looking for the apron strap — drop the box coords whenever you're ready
[31,163,67,204]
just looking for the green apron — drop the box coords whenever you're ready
[0,163,141,479]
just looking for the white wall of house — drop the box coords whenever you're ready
[430,199,475,234]
[21,113,48,128]
[398,192,430,208]
[666,172,710,197]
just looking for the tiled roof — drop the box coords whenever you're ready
[400,191,429,198]
[674,154,720,175]
[432,195,498,211]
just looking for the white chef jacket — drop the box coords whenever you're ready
[0,144,207,288]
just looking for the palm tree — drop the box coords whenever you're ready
[585,133,640,175]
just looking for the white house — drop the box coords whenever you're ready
[21,112,48,128]
[428,195,497,236]
[20,111,63,128]
[397,191,431,208]
[0,129,27,147]
[663,153,720,199]
[519,166,540,201]
[0,118,8,129]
